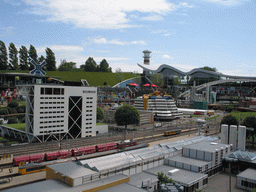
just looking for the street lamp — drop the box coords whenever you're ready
[224,157,238,192]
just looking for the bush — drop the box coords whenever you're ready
[221,115,239,126]
[114,104,140,127]
[226,106,234,113]
[7,117,18,124]
[11,108,17,114]
[0,108,9,115]
[5,107,13,114]
[17,108,24,113]
[97,106,105,122]
[7,101,19,109]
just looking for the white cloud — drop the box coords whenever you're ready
[162,54,174,59]
[142,15,163,21]
[151,29,167,34]
[37,45,84,53]
[23,0,177,29]
[206,0,241,5]
[93,38,147,45]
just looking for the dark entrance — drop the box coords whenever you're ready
[68,96,82,138]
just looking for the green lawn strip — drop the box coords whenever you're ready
[0,137,8,142]
[206,115,220,121]
[96,123,105,126]
[230,111,256,120]
[6,123,26,131]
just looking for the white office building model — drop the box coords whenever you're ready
[25,84,97,139]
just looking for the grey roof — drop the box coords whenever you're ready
[167,155,211,167]
[183,141,230,153]
[128,172,158,188]
[3,175,129,192]
[99,183,147,192]
[226,150,256,162]
[144,165,207,186]
[237,168,256,181]
[48,161,97,179]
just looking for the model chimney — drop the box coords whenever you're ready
[143,50,151,65]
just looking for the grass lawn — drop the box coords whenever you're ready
[206,115,220,121]
[230,111,256,120]
[96,123,105,126]
[6,123,26,131]
[0,137,8,142]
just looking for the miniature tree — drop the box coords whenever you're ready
[96,106,105,123]
[220,115,238,126]
[114,104,140,139]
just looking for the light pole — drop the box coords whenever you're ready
[224,157,238,192]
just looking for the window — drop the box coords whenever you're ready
[54,88,61,95]
[61,88,64,95]
[41,88,45,95]
[45,88,52,95]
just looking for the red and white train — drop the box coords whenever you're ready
[13,140,138,166]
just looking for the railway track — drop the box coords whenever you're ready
[0,115,222,157]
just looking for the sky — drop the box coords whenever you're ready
[0,0,255,76]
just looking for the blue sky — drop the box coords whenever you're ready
[0,0,255,76]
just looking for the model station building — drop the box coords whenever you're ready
[23,84,107,140]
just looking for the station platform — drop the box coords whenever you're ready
[0,158,12,166]
[0,171,45,190]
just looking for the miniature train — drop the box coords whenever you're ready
[13,140,138,166]
[18,142,149,175]
[164,129,181,136]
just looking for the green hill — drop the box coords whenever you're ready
[1,70,136,87]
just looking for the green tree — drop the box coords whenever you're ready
[99,59,112,72]
[38,55,46,71]
[115,105,140,139]
[199,66,217,72]
[28,45,38,70]
[45,47,56,71]
[171,75,181,86]
[221,115,239,126]
[80,57,97,72]
[58,59,76,71]
[242,116,256,148]
[8,42,18,70]
[19,46,29,70]
[157,172,173,185]
[97,106,105,122]
[0,41,8,70]
[150,72,165,88]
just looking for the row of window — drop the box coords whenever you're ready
[86,97,93,99]
[40,102,65,104]
[40,116,64,119]
[86,131,92,133]
[39,129,64,133]
[40,106,64,109]
[41,88,64,95]
[86,127,92,129]
[86,123,92,125]
[39,125,64,129]
[40,120,64,124]
[86,101,93,103]
[40,97,64,100]
[86,110,92,112]
[40,111,64,114]
[241,180,256,189]
[86,118,92,121]
[86,114,92,116]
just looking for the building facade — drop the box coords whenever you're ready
[25,84,97,139]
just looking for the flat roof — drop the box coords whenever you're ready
[183,141,230,153]
[99,183,147,192]
[48,161,97,179]
[237,168,256,181]
[3,175,129,192]
[128,172,158,188]
[167,155,210,167]
[144,165,207,186]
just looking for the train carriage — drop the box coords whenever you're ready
[96,143,117,152]
[164,128,181,136]
[71,146,96,157]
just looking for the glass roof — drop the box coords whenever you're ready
[227,150,256,161]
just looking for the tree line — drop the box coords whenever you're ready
[0,41,56,71]
[0,41,112,72]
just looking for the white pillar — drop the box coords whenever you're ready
[221,124,229,144]
[238,126,246,151]
[229,125,237,149]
